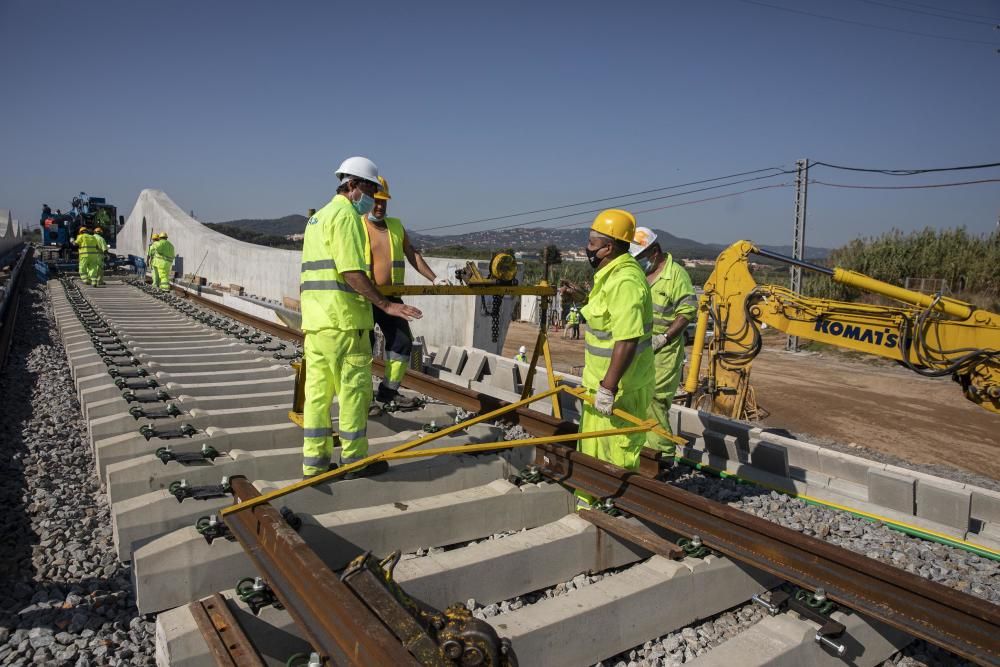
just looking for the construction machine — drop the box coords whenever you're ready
[683,240,1000,418]
[39,193,123,272]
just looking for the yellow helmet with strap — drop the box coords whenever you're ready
[590,209,636,243]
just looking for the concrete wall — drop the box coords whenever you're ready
[115,190,514,354]
[0,209,23,260]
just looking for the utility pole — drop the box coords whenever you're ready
[786,158,809,352]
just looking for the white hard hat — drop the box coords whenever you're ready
[335,156,380,185]
[518,346,526,354]
[629,226,658,257]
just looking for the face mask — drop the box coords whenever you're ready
[367,212,385,223]
[586,246,605,270]
[353,192,375,216]
[637,256,654,273]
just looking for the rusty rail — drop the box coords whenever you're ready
[223,477,420,667]
[189,594,265,667]
[534,443,1000,665]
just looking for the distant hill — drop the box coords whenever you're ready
[214,215,307,237]
[214,216,829,260]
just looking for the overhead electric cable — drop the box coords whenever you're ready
[850,0,999,26]
[811,177,1000,190]
[887,0,1000,22]
[737,0,1000,46]
[412,166,789,232]
[810,160,1000,175]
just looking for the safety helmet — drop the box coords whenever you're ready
[590,209,636,244]
[79,227,90,234]
[160,232,168,239]
[334,156,380,186]
[93,227,103,234]
[374,176,391,200]
[151,233,160,240]
[518,345,527,354]
[629,226,658,257]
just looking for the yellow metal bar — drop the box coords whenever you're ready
[374,423,655,461]
[562,385,685,446]
[223,386,563,516]
[379,285,557,297]
[832,268,973,320]
[540,331,562,419]
[684,297,710,394]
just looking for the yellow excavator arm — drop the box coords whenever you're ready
[683,240,1000,417]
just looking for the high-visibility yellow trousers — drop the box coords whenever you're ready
[152,258,173,290]
[646,341,685,456]
[302,328,373,476]
[93,257,105,285]
[574,385,651,509]
[78,257,91,284]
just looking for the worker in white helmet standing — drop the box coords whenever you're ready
[628,226,696,461]
[299,156,422,479]
[514,345,528,363]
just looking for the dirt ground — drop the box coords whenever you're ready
[502,321,1000,480]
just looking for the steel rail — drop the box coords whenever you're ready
[0,245,32,371]
[224,477,420,667]
[534,443,1000,665]
[189,594,266,667]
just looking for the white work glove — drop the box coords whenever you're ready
[594,385,615,416]
[652,333,669,352]
[433,277,450,286]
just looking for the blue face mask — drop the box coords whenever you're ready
[353,192,375,216]
[637,256,654,274]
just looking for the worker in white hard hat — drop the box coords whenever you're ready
[566,305,581,340]
[629,226,696,461]
[575,209,654,510]
[364,175,442,411]
[514,345,528,363]
[299,156,422,480]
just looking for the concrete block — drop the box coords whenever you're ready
[916,480,971,531]
[469,380,522,404]
[437,371,470,388]
[704,429,746,463]
[752,428,823,472]
[817,447,879,486]
[459,350,488,382]
[490,360,520,393]
[971,488,1000,525]
[440,345,467,374]
[825,476,869,502]
[867,469,915,515]
[748,438,789,476]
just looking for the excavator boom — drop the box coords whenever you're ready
[684,241,1000,416]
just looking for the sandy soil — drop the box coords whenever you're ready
[502,321,999,480]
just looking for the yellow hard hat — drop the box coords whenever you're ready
[160,232,168,239]
[375,175,391,200]
[151,233,160,240]
[93,227,103,234]
[590,209,636,244]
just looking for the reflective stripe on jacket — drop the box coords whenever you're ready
[300,194,374,332]
[580,253,654,393]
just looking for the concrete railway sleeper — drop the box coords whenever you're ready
[40,275,1000,666]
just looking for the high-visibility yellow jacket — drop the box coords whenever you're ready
[300,194,373,332]
[567,310,580,325]
[75,233,101,258]
[650,253,696,335]
[155,239,175,263]
[580,253,654,393]
[365,216,407,286]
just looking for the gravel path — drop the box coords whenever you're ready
[0,278,154,666]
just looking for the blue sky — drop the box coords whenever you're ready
[1,0,998,248]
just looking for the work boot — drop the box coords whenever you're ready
[376,384,421,410]
[341,459,389,480]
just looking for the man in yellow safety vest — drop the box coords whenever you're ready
[153,232,175,291]
[73,227,101,286]
[365,176,441,409]
[299,156,422,479]
[629,227,697,458]
[92,226,108,286]
[575,209,654,509]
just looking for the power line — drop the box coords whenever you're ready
[810,160,1000,175]
[811,177,1000,190]
[736,0,1000,46]
[414,169,790,233]
[887,0,1000,22]
[850,0,999,26]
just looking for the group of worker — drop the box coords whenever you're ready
[72,227,108,286]
[299,155,696,490]
[146,232,176,291]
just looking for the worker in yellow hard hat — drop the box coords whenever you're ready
[364,176,441,411]
[92,227,108,286]
[629,227,696,460]
[299,157,423,480]
[152,232,175,291]
[147,233,161,282]
[575,209,654,509]
[73,227,101,286]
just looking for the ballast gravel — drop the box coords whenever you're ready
[0,280,155,667]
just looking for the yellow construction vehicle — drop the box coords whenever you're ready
[683,240,1000,418]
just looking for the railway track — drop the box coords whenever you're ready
[48,275,999,667]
